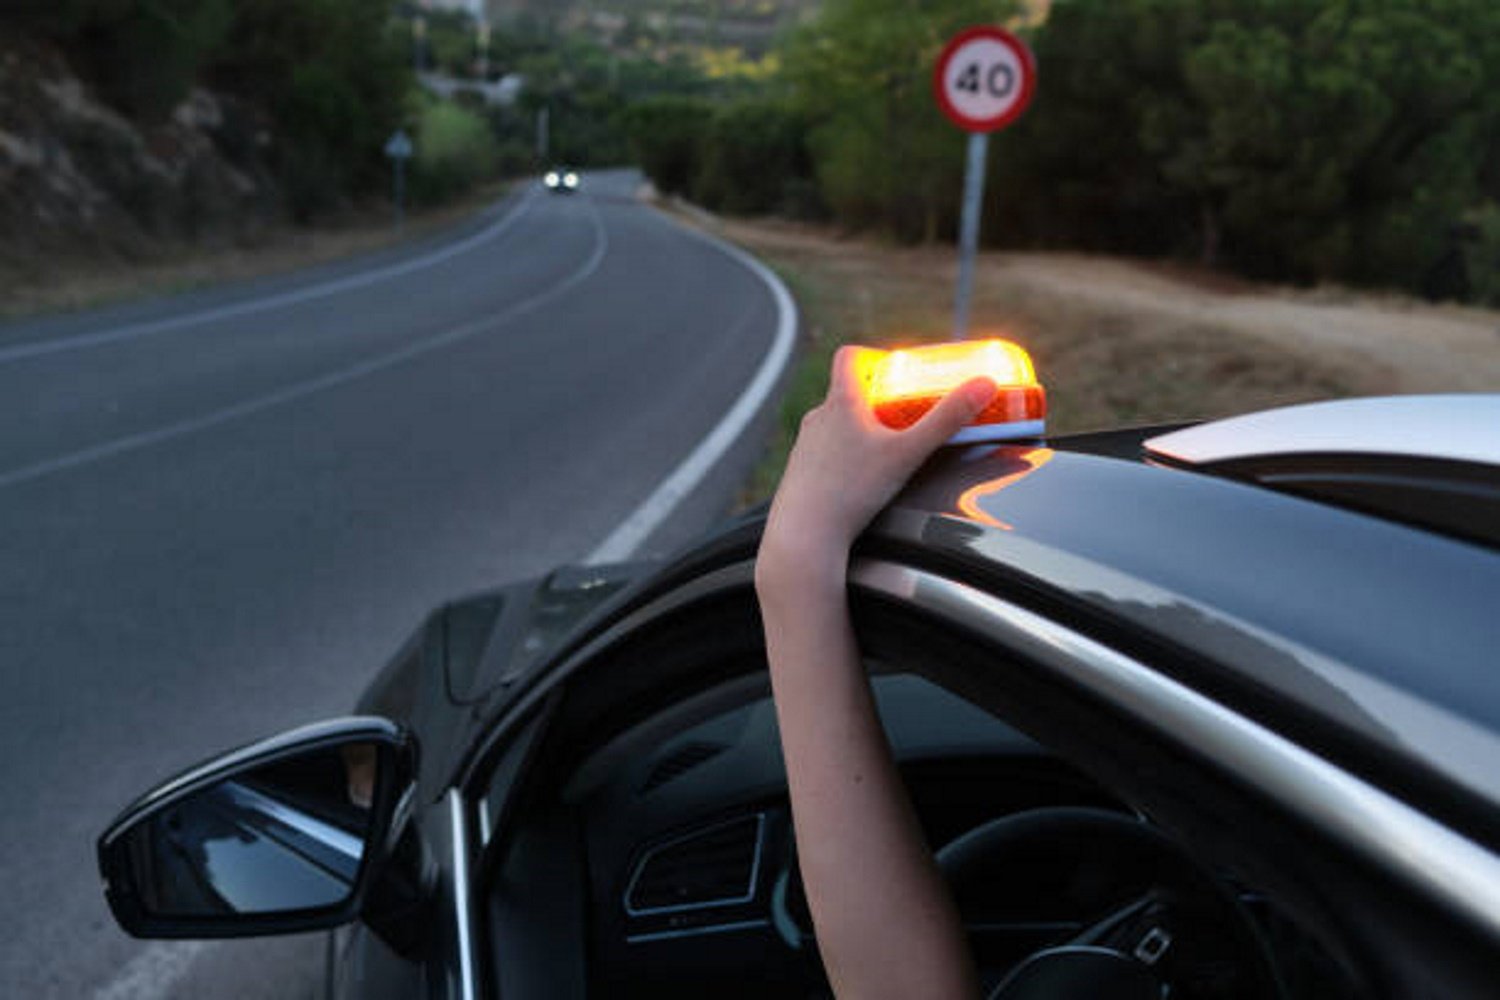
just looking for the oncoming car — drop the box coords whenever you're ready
[544,168,580,194]
[96,354,1500,998]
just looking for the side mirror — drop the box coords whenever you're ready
[98,717,415,939]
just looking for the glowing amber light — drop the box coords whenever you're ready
[864,339,1046,434]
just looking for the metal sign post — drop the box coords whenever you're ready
[954,132,989,344]
[934,27,1038,341]
[384,129,414,233]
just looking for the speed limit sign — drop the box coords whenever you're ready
[933,26,1036,133]
[935,26,1037,342]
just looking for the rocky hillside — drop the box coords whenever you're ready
[0,36,280,278]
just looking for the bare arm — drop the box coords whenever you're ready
[755,346,995,1000]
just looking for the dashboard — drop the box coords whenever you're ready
[561,674,1125,998]
[482,670,1361,999]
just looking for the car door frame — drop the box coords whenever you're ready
[454,552,1500,999]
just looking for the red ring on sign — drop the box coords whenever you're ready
[933,25,1038,133]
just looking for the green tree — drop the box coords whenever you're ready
[623,95,713,194]
[426,10,477,77]
[781,0,1022,242]
[1164,0,1500,286]
[410,98,499,204]
[991,0,1193,256]
[16,0,233,120]
[1002,0,1500,292]
[9,0,130,34]
[209,0,410,220]
[693,98,813,214]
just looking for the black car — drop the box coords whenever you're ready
[97,394,1500,998]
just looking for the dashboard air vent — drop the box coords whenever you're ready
[625,815,763,915]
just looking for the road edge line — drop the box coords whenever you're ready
[0,187,537,366]
[7,198,607,492]
[583,215,798,564]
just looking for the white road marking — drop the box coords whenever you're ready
[86,197,604,1000]
[584,217,798,564]
[1,202,608,491]
[0,190,537,366]
[93,942,207,1000]
[86,191,795,999]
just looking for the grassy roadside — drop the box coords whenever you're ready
[0,179,517,323]
[716,217,1395,507]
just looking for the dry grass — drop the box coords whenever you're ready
[712,216,1500,504]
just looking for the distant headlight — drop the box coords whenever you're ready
[544,171,560,187]
[564,172,579,188]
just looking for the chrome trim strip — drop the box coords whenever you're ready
[623,813,766,917]
[448,790,477,1000]
[477,794,492,848]
[385,782,417,854]
[625,918,770,944]
[850,560,1500,940]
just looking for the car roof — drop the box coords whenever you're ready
[1143,396,1500,548]
[471,398,1499,845]
[871,402,1500,840]
[1145,395,1500,468]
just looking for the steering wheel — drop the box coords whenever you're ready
[936,807,1287,1000]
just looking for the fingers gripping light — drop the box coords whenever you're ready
[864,339,1046,444]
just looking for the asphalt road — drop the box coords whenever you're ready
[0,170,794,998]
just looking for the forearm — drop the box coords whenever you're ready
[757,543,978,1000]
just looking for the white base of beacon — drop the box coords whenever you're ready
[947,419,1046,445]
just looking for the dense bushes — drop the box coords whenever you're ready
[626,95,820,217]
[695,99,813,215]
[208,0,410,221]
[782,0,1012,242]
[22,0,1500,299]
[1001,0,1500,294]
[620,0,1500,298]
[14,0,233,121]
[511,25,714,172]
[409,98,499,205]
[766,0,1500,296]
[624,96,712,196]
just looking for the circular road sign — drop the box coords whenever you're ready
[933,26,1037,133]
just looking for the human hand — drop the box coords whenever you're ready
[760,345,997,577]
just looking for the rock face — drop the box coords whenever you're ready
[0,37,280,275]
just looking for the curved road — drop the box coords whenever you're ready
[0,170,794,998]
